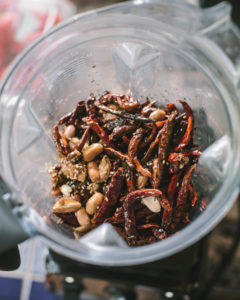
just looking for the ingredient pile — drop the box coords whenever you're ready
[49,92,201,246]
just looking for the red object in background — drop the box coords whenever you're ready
[0,0,75,80]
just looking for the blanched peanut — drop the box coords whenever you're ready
[86,192,104,215]
[53,197,81,213]
[136,175,148,189]
[99,155,111,182]
[74,224,91,233]
[141,196,161,213]
[149,109,166,121]
[82,143,103,162]
[102,104,119,121]
[75,208,90,226]
[60,184,72,196]
[152,158,158,179]
[88,161,100,182]
[69,137,80,150]
[64,125,76,139]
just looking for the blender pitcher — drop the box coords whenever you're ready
[0,0,240,266]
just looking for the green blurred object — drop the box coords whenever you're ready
[0,247,21,271]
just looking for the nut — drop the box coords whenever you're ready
[86,192,104,215]
[149,109,166,121]
[82,143,103,162]
[87,161,100,182]
[141,196,161,213]
[64,125,76,139]
[102,104,119,121]
[99,155,111,182]
[69,137,80,150]
[74,224,91,233]
[60,184,72,196]
[75,208,90,226]
[53,197,81,213]
[136,175,148,189]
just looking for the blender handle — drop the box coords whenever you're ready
[198,2,240,85]
[0,194,29,255]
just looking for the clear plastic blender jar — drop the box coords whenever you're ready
[0,0,240,266]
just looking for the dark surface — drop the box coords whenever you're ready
[200,0,240,26]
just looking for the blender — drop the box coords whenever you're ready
[0,0,240,297]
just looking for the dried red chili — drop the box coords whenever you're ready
[153,110,178,188]
[94,168,125,225]
[174,101,193,151]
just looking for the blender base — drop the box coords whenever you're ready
[45,238,208,300]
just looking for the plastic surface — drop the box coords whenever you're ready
[0,0,240,265]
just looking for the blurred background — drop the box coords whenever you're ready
[0,1,240,300]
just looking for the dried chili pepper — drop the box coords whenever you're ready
[125,166,135,192]
[152,228,167,240]
[96,104,154,124]
[86,98,97,119]
[188,184,198,207]
[105,147,134,168]
[134,158,152,178]
[141,129,162,164]
[162,173,180,230]
[117,95,140,112]
[52,125,70,155]
[166,102,179,113]
[109,125,136,142]
[137,223,160,230]
[153,110,178,188]
[54,213,79,227]
[75,126,90,152]
[168,152,189,174]
[123,189,170,245]
[174,101,193,151]
[68,101,86,124]
[128,129,143,160]
[173,164,197,227]
[94,168,125,225]
[156,119,167,128]
[89,120,113,147]
[140,123,157,149]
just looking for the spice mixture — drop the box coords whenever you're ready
[49,92,201,246]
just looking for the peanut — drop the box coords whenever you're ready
[60,184,72,196]
[136,175,148,189]
[99,155,111,182]
[149,109,166,121]
[87,161,100,182]
[141,196,161,213]
[75,208,90,226]
[86,192,104,215]
[53,197,81,213]
[74,224,91,233]
[102,104,119,121]
[69,137,80,150]
[64,125,76,139]
[82,143,103,162]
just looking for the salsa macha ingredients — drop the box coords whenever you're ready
[49,92,201,246]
